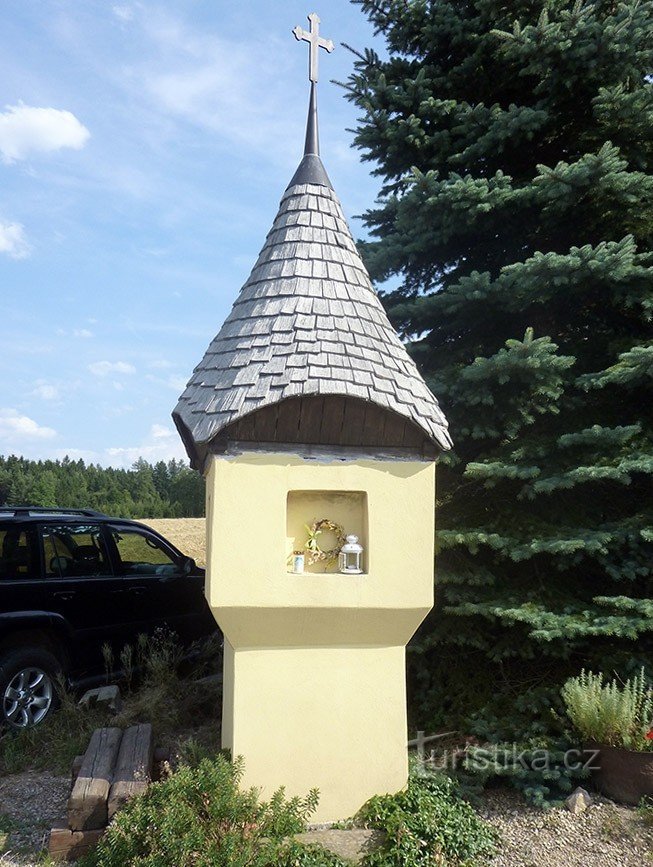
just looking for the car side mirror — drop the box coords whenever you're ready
[180,556,196,575]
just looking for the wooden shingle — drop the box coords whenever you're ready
[173,154,451,469]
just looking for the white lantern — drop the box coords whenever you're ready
[339,535,363,574]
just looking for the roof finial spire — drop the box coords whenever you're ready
[293,12,334,157]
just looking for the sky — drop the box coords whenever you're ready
[0,0,386,468]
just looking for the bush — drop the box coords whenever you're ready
[356,772,496,867]
[85,759,496,867]
[458,737,589,809]
[80,754,336,867]
[113,629,223,752]
[562,669,653,750]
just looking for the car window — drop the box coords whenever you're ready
[0,524,36,580]
[40,524,112,578]
[110,527,179,576]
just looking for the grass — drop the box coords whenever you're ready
[640,798,653,826]
[0,678,107,775]
[139,518,206,567]
[0,629,222,776]
[0,812,14,852]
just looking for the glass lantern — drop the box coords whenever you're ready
[339,535,363,574]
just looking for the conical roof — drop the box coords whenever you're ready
[174,83,451,470]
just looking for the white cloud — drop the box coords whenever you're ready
[32,383,60,401]
[57,327,95,339]
[0,408,56,440]
[145,372,187,391]
[112,5,134,22]
[13,421,186,468]
[104,423,187,467]
[148,359,174,370]
[151,423,173,439]
[0,219,30,259]
[0,103,90,164]
[131,11,298,159]
[88,360,136,376]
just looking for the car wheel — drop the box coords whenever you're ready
[0,648,62,728]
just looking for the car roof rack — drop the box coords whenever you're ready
[0,506,107,518]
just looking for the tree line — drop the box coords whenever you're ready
[0,455,205,518]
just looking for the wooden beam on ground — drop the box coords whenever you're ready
[48,821,104,862]
[68,727,122,831]
[108,723,153,819]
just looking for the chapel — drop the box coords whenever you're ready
[173,13,450,822]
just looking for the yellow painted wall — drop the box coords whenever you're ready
[206,450,436,822]
[229,645,408,822]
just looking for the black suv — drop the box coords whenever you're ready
[0,507,217,728]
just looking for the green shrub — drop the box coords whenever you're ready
[459,737,589,809]
[452,687,588,808]
[80,754,334,867]
[562,668,653,750]
[356,772,496,867]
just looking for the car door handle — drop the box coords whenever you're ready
[128,586,146,595]
[53,591,75,601]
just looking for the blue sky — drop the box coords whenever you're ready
[0,0,384,467]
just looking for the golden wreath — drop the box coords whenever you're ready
[304,518,346,566]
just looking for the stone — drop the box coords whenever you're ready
[78,684,122,714]
[294,829,385,865]
[566,787,592,813]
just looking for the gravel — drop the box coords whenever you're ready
[480,788,653,866]
[0,771,69,866]
[0,772,651,866]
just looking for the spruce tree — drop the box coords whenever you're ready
[345,0,653,727]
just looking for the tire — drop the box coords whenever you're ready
[0,647,62,729]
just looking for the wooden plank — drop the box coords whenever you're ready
[340,399,366,446]
[48,821,104,861]
[274,397,303,442]
[381,411,407,447]
[223,394,436,453]
[320,396,346,444]
[401,419,425,449]
[361,403,382,445]
[67,727,122,831]
[108,723,153,820]
[297,396,325,444]
[253,402,279,441]
[233,410,257,441]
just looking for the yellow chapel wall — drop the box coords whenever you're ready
[205,449,436,822]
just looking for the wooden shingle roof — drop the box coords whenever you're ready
[173,153,451,469]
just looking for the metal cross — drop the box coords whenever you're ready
[292,13,334,84]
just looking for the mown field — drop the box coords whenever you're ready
[141,518,207,567]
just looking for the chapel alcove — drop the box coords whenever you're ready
[286,489,368,574]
